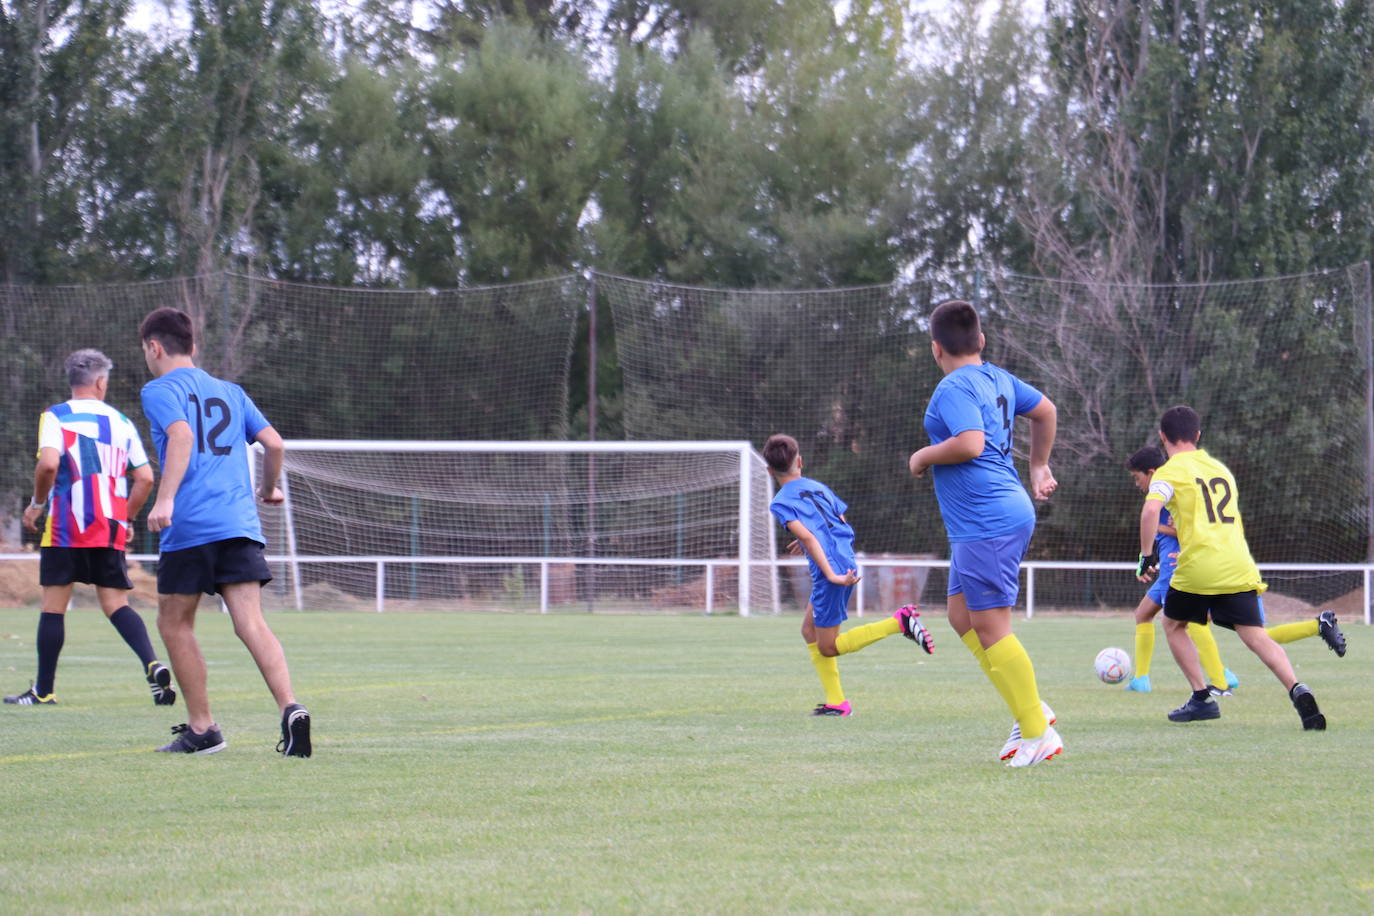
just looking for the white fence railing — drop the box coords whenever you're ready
[4,554,1368,623]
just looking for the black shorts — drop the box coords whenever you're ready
[1163,587,1265,630]
[39,547,133,589]
[157,537,273,596]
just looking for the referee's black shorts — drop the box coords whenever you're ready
[157,537,273,596]
[1163,587,1265,630]
[39,547,133,589]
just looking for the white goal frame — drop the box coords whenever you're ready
[270,440,779,615]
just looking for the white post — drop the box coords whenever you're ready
[855,567,865,617]
[1025,565,1035,618]
[1365,568,1371,626]
[705,564,715,616]
[738,445,751,617]
[280,471,304,612]
[375,561,385,613]
[540,561,549,614]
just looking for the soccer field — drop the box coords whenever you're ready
[1,608,1370,914]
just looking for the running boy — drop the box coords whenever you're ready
[1126,446,1346,694]
[909,299,1060,767]
[764,434,933,717]
[1137,405,1327,729]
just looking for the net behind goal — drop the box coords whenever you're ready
[256,441,779,613]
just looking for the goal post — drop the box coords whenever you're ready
[260,441,779,614]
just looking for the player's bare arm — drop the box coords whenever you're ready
[909,429,984,478]
[255,425,286,505]
[1024,396,1057,500]
[127,463,154,520]
[22,447,60,532]
[1137,498,1163,582]
[148,420,193,532]
[785,520,860,586]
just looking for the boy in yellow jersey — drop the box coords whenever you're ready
[1123,447,1346,694]
[1137,406,1326,729]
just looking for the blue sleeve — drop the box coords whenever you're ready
[831,488,848,517]
[141,381,186,433]
[237,387,270,441]
[933,382,984,437]
[770,499,798,528]
[1011,375,1044,416]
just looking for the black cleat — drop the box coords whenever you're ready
[1316,611,1346,658]
[1290,683,1326,730]
[1167,695,1220,722]
[157,723,226,754]
[146,662,177,706]
[3,685,55,706]
[277,703,312,757]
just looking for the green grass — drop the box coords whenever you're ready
[1,608,1371,914]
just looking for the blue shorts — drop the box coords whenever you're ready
[809,578,854,628]
[1146,555,1177,606]
[947,523,1034,611]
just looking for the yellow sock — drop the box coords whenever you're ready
[808,643,845,706]
[960,629,1017,716]
[834,617,901,655]
[1133,622,1155,677]
[1188,622,1227,686]
[985,634,1048,739]
[1268,620,1317,644]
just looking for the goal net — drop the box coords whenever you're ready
[257,441,780,614]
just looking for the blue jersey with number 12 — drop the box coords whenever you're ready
[923,362,1043,542]
[141,367,271,551]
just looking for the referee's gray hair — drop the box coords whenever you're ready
[65,349,113,388]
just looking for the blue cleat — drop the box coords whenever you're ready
[1224,668,1240,689]
[1124,675,1152,693]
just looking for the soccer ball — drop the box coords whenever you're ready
[1094,647,1132,684]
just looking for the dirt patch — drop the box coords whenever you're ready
[0,541,159,609]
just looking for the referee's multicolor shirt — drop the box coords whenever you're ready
[36,399,149,549]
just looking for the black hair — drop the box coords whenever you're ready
[1159,405,1201,445]
[1126,445,1167,473]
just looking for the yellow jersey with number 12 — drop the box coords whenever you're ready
[1145,448,1264,595]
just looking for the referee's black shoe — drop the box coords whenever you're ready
[1289,683,1326,731]
[146,662,177,706]
[278,703,312,757]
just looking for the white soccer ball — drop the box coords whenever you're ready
[1094,647,1132,684]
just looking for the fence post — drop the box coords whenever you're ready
[1025,565,1035,619]
[375,561,385,613]
[738,445,751,617]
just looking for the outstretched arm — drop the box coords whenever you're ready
[785,520,859,586]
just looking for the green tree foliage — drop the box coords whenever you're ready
[424,23,605,283]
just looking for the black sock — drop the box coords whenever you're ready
[35,612,65,696]
[1192,688,1213,703]
[108,605,158,669]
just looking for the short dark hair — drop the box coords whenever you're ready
[139,307,194,356]
[762,434,799,474]
[929,299,981,356]
[1159,405,1201,445]
[1126,445,1167,473]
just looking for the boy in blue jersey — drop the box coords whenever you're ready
[1123,446,1239,695]
[909,299,1060,767]
[764,434,933,717]
[139,307,310,757]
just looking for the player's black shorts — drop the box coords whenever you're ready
[39,547,133,589]
[1163,587,1264,630]
[157,537,273,596]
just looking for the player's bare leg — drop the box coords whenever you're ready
[1232,624,1297,689]
[220,581,296,711]
[157,593,212,731]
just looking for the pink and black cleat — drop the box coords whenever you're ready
[811,701,852,717]
[894,605,934,654]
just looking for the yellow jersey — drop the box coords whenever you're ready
[1146,448,1264,595]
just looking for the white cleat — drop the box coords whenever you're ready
[998,701,1056,761]
[1007,724,1063,768]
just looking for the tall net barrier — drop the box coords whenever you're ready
[606,267,1374,616]
[258,442,778,613]
[986,265,1373,613]
[0,272,582,551]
